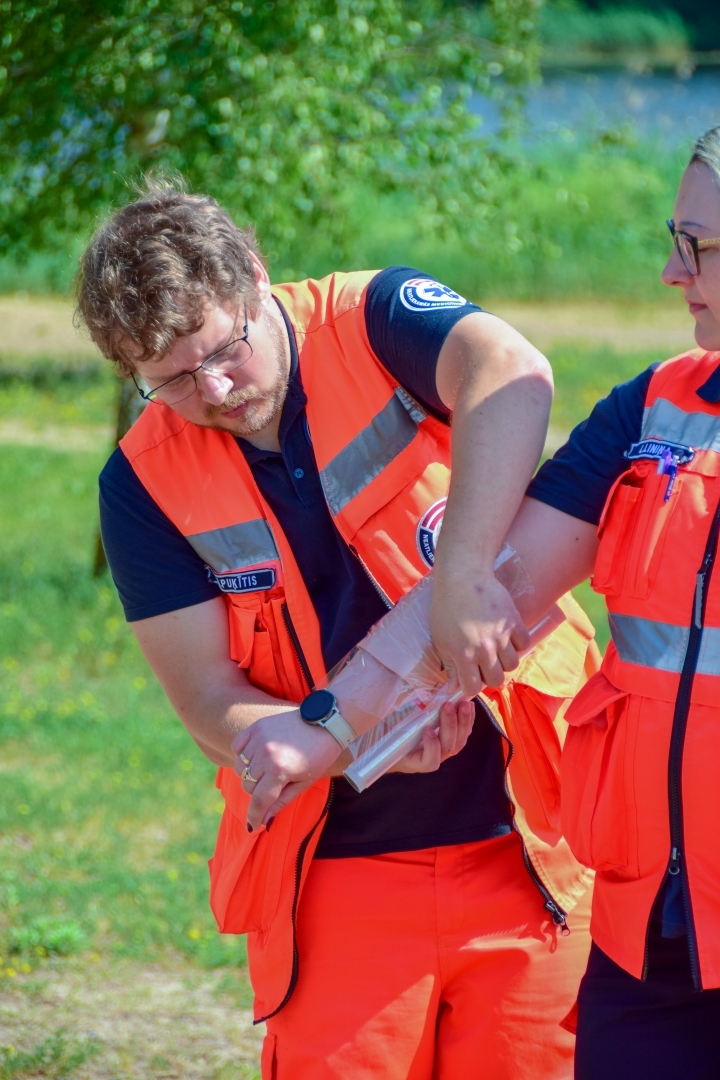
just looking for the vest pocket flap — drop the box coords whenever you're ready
[209,768,283,935]
[562,689,639,879]
[564,670,629,728]
[227,602,257,668]
[593,474,644,595]
[225,597,292,701]
[209,792,264,934]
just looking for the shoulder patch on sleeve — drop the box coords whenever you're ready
[399,278,468,312]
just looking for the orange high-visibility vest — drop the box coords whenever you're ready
[121,271,598,1020]
[563,349,720,988]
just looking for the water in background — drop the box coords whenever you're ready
[474,67,720,147]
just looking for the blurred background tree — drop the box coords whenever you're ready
[0,0,542,265]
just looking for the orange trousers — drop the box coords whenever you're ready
[263,833,592,1079]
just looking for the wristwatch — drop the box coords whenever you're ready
[299,689,356,750]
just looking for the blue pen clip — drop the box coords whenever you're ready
[661,449,679,502]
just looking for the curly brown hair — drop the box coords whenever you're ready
[76,177,265,376]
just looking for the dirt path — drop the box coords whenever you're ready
[0,293,695,362]
[0,956,264,1079]
[487,296,694,353]
[0,296,100,362]
[0,419,113,451]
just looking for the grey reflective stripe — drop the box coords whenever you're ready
[394,385,428,425]
[186,518,279,572]
[641,398,720,453]
[320,389,422,516]
[610,612,720,676]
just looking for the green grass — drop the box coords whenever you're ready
[550,342,659,431]
[0,438,245,975]
[0,1031,99,1079]
[0,377,115,429]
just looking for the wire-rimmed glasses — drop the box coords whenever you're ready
[132,306,251,405]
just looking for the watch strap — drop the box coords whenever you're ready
[318,707,356,750]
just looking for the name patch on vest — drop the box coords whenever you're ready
[625,440,695,466]
[417,497,447,567]
[206,566,276,593]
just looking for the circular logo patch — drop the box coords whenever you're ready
[399,278,468,312]
[416,497,447,568]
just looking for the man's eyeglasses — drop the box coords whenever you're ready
[667,220,720,278]
[133,306,252,405]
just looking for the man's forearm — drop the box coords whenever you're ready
[163,673,298,767]
[428,313,554,689]
[434,314,553,578]
[131,599,299,767]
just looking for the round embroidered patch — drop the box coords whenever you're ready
[416,497,447,567]
[399,278,467,312]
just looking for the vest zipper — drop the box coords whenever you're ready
[477,696,570,933]
[647,495,720,989]
[254,778,336,1024]
[280,602,315,693]
[348,545,394,610]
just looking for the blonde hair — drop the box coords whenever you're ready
[690,126,720,186]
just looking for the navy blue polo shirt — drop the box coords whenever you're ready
[100,267,513,859]
[527,356,720,940]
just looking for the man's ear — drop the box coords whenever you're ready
[249,251,273,305]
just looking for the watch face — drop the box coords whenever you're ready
[301,689,335,723]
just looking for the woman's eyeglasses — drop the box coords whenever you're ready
[667,220,720,277]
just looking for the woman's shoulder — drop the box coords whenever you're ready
[649,348,720,400]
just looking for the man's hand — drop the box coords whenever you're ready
[389,698,476,773]
[232,709,343,830]
[430,572,530,693]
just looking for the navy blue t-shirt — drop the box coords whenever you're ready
[527,365,658,525]
[100,267,513,859]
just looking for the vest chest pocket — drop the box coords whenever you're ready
[226,594,308,703]
[593,462,684,601]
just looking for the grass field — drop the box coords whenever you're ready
[0,294,696,1076]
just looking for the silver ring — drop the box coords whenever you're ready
[240,753,251,766]
[241,766,259,784]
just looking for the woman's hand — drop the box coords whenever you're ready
[389,698,476,774]
[232,709,342,830]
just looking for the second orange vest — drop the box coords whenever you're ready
[563,349,720,989]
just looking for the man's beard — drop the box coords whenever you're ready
[203,310,290,437]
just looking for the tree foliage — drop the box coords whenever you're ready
[0,0,542,259]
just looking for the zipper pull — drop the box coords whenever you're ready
[669,846,682,876]
[545,899,570,934]
[694,572,705,629]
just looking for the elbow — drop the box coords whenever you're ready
[515,343,553,393]
[531,348,553,386]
